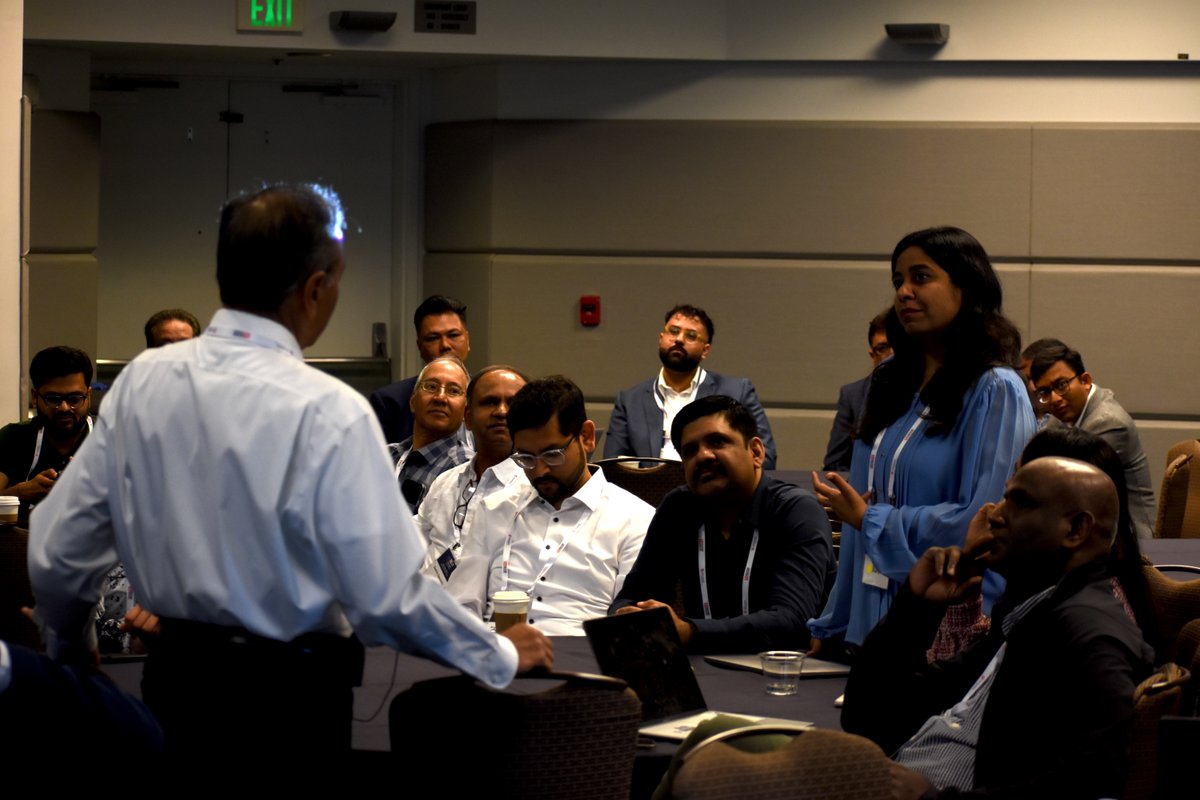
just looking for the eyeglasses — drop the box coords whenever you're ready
[1034,375,1079,405]
[661,325,706,344]
[37,391,88,408]
[870,342,893,358]
[416,379,465,399]
[510,435,579,470]
[453,478,479,530]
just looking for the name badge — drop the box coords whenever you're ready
[861,555,889,589]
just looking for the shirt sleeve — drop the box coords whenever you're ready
[859,370,1034,582]
[687,489,834,653]
[609,492,683,613]
[27,414,118,660]
[311,413,516,689]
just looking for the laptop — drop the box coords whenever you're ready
[583,607,813,741]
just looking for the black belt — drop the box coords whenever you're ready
[157,618,365,686]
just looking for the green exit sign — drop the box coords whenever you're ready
[237,0,304,33]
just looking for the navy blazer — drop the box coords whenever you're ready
[368,375,417,445]
[603,371,777,469]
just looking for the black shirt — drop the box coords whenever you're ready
[0,418,90,523]
[611,475,836,653]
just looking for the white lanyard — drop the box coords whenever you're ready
[205,324,298,357]
[500,504,590,594]
[697,523,760,618]
[866,405,929,505]
[390,444,411,479]
[27,417,93,481]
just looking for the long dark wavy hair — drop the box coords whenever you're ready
[858,227,1022,440]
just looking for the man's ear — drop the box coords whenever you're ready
[300,269,329,316]
[579,419,597,456]
[1079,371,1093,389]
[1064,511,1094,549]
[749,436,765,468]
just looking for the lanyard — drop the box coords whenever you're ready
[205,324,298,357]
[27,417,93,481]
[697,523,760,618]
[500,504,591,594]
[390,444,411,479]
[866,405,929,505]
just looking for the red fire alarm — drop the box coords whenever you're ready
[580,295,601,327]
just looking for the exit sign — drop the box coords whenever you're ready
[237,0,304,33]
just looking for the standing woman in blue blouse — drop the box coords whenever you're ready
[808,227,1036,653]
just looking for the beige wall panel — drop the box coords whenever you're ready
[426,123,495,253]
[29,110,99,253]
[26,253,98,364]
[765,409,840,471]
[1028,265,1200,416]
[423,253,496,373]
[427,121,1033,258]
[1031,127,1200,261]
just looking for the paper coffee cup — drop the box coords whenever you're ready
[0,496,18,525]
[492,590,531,633]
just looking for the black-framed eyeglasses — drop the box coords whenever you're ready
[417,379,465,399]
[1034,375,1079,405]
[870,342,893,358]
[453,477,479,530]
[37,391,88,408]
[510,434,579,471]
[660,325,706,344]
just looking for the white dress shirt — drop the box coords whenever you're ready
[655,367,704,459]
[27,308,516,688]
[447,468,654,635]
[416,455,527,583]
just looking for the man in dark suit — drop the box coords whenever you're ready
[604,304,777,469]
[369,294,470,444]
[1030,341,1156,538]
[821,310,891,472]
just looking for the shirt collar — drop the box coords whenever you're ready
[517,464,607,514]
[1075,383,1098,424]
[207,308,304,360]
[657,367,704,397]
[480,454,525,486]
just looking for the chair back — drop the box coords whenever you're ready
[390,671,641,800]
[1156,439,1200,538]
[1124,662,1191,800]
[671,724,892,800]
[1142,563,1200,662]
[596,457,685,507]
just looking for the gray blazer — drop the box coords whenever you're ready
[603,371,777,469]
[1078,385,1157,538]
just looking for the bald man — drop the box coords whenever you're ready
[844,457,1154,799]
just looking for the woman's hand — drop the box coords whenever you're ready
[812,471,870,530]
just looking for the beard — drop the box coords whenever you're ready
[658,344,702,374]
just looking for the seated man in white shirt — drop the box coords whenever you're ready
[417,365,530,583]
[447,375,655,635]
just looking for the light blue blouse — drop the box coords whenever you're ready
[809,366,1036,646]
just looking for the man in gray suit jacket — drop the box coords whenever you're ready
[604,304,777,469]
[821,309,891,473]
[1031,340,1156,538]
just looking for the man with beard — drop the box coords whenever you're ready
[611,396,835,653]
[604,304,777,468]
[0,346,93,525]
[447,376,654,634]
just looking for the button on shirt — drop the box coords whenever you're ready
[27,308,516,688]
[415,455,528,584]
[447,468,654,635]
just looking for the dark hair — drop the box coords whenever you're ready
[1021,337,1064,364]
[216,184,345,313]
[144,308,201,348]
[467,364,530,406]
[670,395,758,453]
[867,309,890,344]
[859,227,1022,439]
[1029,341,1086,384]
[507,375,586,438]
[413,295,467,333]
[30,346,93,388]
[665,304,714,343]
[1018,426,1158,652]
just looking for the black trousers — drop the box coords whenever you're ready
[142,619,364,757]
